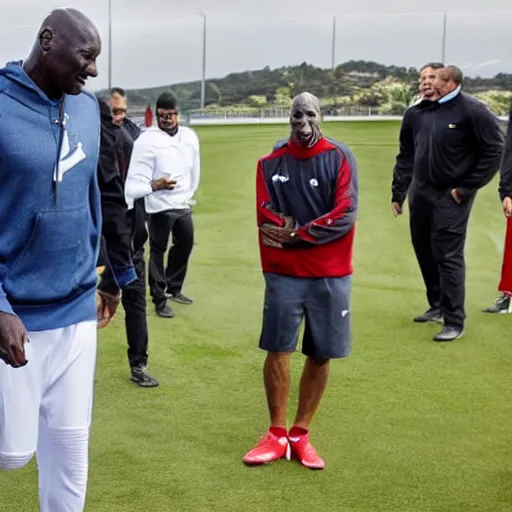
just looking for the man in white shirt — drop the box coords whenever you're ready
[125,92,200,318]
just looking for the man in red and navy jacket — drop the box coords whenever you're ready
[243,92,358,470]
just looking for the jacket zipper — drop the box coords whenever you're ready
[428,108,436,184]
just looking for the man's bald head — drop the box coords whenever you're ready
[291,92,321,115]
[24,8,101,98]
[39,7,100,41]
[290,92,323,147]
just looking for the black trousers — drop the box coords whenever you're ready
[148,209,194,307]
[100,246,149,368]
[408,185,476,328]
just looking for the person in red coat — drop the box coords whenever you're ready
[484,111,512,313]
[144,104,153,127]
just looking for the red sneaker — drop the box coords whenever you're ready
[288,426,325,470]
[243,427,290,465]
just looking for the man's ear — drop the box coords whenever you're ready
[39,29,53,53]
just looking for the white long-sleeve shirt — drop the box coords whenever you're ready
[124,125,200,213]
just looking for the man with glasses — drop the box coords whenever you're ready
[125,91,200,318]
[108,87,141,138]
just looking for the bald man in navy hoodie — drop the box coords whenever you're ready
[0,8,135,511]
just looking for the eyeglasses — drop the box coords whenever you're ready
[112,108,127,115]
[157,112,178,120]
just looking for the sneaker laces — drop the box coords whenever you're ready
[495,294,509,305]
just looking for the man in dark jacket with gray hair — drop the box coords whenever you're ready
[392,65,504,341]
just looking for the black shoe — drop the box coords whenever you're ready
[130,365,159,387]
[167,292,193,305]
[482,294,512,314]
[433,325,464,342]
[413,307,443,323]
[156,302,175,318]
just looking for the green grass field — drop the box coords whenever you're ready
[2,121,512,512]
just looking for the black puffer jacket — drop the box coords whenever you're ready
[116,118,147,253]
[499,111,512,200]
[96,98,133,279]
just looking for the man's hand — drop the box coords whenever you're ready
[281,215,296,229]
[391,202,403,216]
[151,177,176,191]
[261,224,298,245]
[96,290,121,329]
[0,311,28,368]
[503,197,512,217]
[451,188,463,204]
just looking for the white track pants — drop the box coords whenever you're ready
[0,320,97,512]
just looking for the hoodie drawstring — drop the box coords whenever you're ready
[53,98,66,204]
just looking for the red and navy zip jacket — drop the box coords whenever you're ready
[256,137,358,278]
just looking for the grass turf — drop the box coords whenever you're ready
[1,121,512,511]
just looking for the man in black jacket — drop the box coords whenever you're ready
[96,98,134,285]
[96,95,162,387]
[391,62,444,218]
[96,94,137,329]
[391,65,504,341]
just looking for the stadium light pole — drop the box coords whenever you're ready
[331,15,336,70]
[441,11,447,63]
[108,0,112,91]
[200,12,207,110]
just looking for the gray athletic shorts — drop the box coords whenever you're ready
[259,272,352,360]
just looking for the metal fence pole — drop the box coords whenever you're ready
[108,0,112,90]
[200,12,207,110]
[441,11,447,63]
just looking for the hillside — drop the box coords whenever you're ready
[97,60,512,115]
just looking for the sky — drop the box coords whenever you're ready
[0,0,511,91]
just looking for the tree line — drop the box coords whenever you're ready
[98,60,512,115]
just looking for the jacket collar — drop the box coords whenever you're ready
[286,137,332,159]
[439,86,461,104]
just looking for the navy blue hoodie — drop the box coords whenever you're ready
[0,61,136,331]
